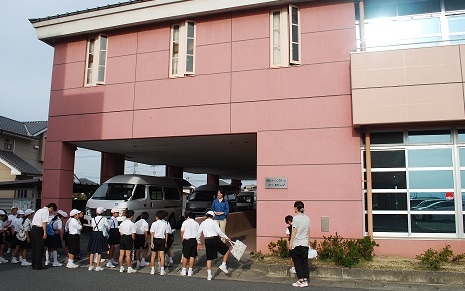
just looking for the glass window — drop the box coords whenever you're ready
[149,186,163,200]
[170,21,195,77]
[448,15,465,33]
[91,183,134,200]
[171,25,180,76]
[459,148,465,165]
[270,5,300,67]
[85,35,108,86]
[411,215,456,233]
[373,214,408,232]
[372,171,407,189]
[445,0,465,11]
[408,148,452,167]
[186,22,195,73]
[373,193,407,210]
[132,185,145,200]
[364,3,397,19]
[370,131,404,144]
[409,170,454,189]
[272,11,281,65]
[397,0,440,16]
[370,150,405,168]
[164,187,180,200]
[407,130,451,144]
[290,5,300,64]
[410,192,450,209]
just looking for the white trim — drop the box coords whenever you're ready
[31,0,309,43]
[0,157,22,176]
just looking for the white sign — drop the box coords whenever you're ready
[265,177,288,189]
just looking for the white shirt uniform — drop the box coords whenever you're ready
[109,216,119,229]
[119,219,136,235]
[51,219,63,232]
[91,216,108,231]
[165,220,173,235]
[181,218,199,239]
[64,219,70,232]
[68,218,82,235]
[150,220,168,239]
[24,218,32,232]
[197,218,229,242]
[134,219,149,235]
[31,207,50,227]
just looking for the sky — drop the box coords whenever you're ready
[0,0,246,187]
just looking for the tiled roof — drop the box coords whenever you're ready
[0,150,42,176]
[0,116,47,138]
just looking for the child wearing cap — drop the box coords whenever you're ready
[10,209,25,264]
[150,210,169,275]
[106,207,120,268]
[180,211,199,276]
[66,209,82,268]
[19,209,35,266]
[87,206,109,271]
[44,210,67,267]
[197,210,231,281]
[0,209,8,263]
[5,206,18,255]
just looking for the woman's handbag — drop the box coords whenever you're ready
[230,239,247,261]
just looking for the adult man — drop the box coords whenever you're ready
[30,203,57,270]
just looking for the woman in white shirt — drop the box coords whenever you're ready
[87,207,109,271]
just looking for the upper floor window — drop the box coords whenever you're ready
[85,34,108,86]
[270,5,301,67]
[170,21,196,77]
[4,141,13,151]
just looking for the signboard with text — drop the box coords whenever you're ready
[265,177,288,189]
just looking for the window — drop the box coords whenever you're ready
[270,5,301,67]
[164,187,180,200]
[132,185,146,200]
[170,21,196,77]
[4,141,12,150]
[85,34,108,86]
[149,186,163,200]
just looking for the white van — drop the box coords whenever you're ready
[84,174,182,228]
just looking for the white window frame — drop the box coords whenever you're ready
[169,20,196,78]
[270,5,301,68]
[84,34,108,86]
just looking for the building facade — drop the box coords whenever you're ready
[31,0,465,256]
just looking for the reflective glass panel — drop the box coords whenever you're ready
[373,214,408,232]
[373,193,407,210]
[448,15,465,33]
[292,25,299,42]
[371,150,405,168]
[445,0,465,11]
[450,35,465,45]
[187,22,195,37]
[292,7,299,24]
[370,131,404,144]
[410,192,450,209]
[372,171,406,189]
[99,51,106,66]
[100,36,107,50]
[98,66,105,82]
[364,3,397,19]
[292,43,299,61]
[187,39,194,55]
[398,17,441,39]
[397,0,440,16]
[408,148,452,167]
[407,130,451,144]
[186,56,193,72]
[458,148,465,165]
[409,170,454,189]
[411,215,456,233]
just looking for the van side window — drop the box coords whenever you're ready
[149,186,163,200]
[132,185,146,200]
[164,187,180,200]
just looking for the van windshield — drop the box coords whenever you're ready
[91,183,135,200]
[188,191,215,201]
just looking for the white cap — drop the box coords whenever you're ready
[0,210,6,215]
[206,210,215,217]
[96,207,106,214]
[25,209,35,216]
[70,209,81,217]
[111,207,119,213]
[57,210,68,217]
[11,206,18,210]
[17,210,25,215]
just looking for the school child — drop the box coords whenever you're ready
[87,207,109,271]
[134,211,149,268]
[0,210,8,263]
[5,206,18,254]
[66,209,83,268]
[162,210,175,266]
[197,211,231,281]
[106,207,120,268]
[285,215,296,274]
[10,209,25,264]
[119,210,137,273]
[19,209,35,266]
[44,210,67,267]
[150,210,168,275]
[180,212,199,276]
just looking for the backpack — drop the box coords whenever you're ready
[16,222,27,241]
[46,221,55,236]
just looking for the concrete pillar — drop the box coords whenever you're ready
[165,165,183,178]
[42,141,76,212]
[100,152,125,184]
[207,174,219,185]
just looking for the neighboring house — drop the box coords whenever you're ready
[29,0,465,257]
[0,115,47,198]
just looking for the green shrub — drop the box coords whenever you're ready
[357,236,379,261]
[268,238,289,258]
[416,245,463,270]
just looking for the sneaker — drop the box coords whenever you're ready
[292,280,308,287]
[112,259,118,266]
[119,266,124,273]
[140,260,149,267]
[52,262,63,267]
[21,261,32,266]
[0,257,8,263]
[290,267,296,274]
[106,261,115,268]
[160,269,166,276]
[95,266,104,271]
[11,257,19,264]
[44,261,50,266]
[188,270,193,276]
[136,261,140,269]
[6,249,11,254]
[207,274,212,281]
[88,266,94,271]
[180,269,186,276]
[219,264,229,274]
[127,267,137,273]
[67,263,79,269]
[150,268,155,275]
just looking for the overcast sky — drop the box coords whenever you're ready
[0,1,254,187]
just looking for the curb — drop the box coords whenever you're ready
[250,263,465,286]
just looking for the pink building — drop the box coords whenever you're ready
[31,0,465,257]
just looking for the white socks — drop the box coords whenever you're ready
[207,269,212,276]
[52,251,58,263]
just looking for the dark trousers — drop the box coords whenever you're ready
[31,226,45,269]
[290,246,309,280]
